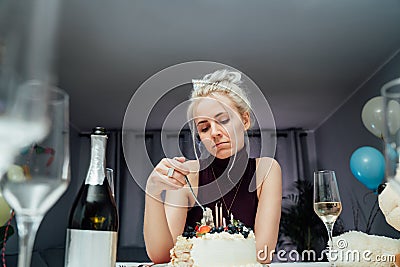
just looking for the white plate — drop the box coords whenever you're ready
[117,262,329,267]
[270,263,330,266]
[116,263,156,267]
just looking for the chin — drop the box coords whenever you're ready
[215,149,234,159]
[215,154,230,159]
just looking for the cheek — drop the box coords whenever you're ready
[224,122,244,139]
[200,138,217,154]
[199,136,214,146]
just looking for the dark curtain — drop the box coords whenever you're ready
[274,129,317,194]
[273,129,317,255]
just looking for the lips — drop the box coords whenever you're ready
[214,142,229,148]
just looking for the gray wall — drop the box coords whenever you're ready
[314,51,400,237]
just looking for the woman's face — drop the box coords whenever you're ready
[193,94,250,159]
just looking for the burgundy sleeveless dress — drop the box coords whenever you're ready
[185,149,258,228]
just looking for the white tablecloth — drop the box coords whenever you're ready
[116,262,330,267]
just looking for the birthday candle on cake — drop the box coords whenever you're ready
[223,217,226,228]
[219,203,223,227]
[215,203,219,227]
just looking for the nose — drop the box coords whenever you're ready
[210,121,222,138]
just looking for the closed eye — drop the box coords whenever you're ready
[219,118,230,124]
[200,126,209,133]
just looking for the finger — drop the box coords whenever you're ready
[161,174,185,189]
[173,156,186,163]
[164,167,187,185]
[165,158,190,175]
[154,162,186,185]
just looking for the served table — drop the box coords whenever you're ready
[116,262,331,267]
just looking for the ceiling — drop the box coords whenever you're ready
[57,0,400,132]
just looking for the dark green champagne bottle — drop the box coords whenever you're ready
[65,127,119,267]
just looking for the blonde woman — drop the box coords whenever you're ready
[144,69,282,264]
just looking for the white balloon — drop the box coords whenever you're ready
[362,96,385,138]
[362,96,400,138]
[387,99,400,135]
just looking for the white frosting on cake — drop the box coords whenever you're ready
[169,231,263,267]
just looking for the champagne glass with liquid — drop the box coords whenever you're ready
[1,87,69,267]
[313,170,342,265]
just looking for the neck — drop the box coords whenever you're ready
[211,146,248,174]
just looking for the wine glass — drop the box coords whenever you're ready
[0,86,69,267]
[106,167,115,198]
[0,81,50,176]
[381,78,400,194]
[313,170,342,266]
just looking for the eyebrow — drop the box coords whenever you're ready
[196,112,227,126]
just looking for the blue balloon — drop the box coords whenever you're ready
[350,146,385,190]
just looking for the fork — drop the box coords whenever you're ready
[171,157,205,212]
[172,158,212,225]
[184,175,205,212]
[184,175,214,226]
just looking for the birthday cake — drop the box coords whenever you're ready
[169,222,263,267]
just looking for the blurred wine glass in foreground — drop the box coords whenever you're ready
[0,1,64,265]
[1,87,69,267]
[314,170,342,266]
[381,77,400,194]
[0,81,49,177]
[0,0,62,178]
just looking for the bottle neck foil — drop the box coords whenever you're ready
[85,135,107,185]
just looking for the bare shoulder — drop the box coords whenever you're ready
[256,157,281,172]
[252,157,281,199]
[256,157,282,185]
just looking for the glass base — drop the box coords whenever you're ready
[15,214,43,267]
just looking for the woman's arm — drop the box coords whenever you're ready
[143,193,175,263]
[254,157,282,264]
[165,160,199,243]
[143,157,190,263]
[164,186,190,244]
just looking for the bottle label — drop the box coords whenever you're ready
[65,229,117,267]
[86,135,107,185]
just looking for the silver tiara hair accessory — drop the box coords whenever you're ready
[192,79,232,91]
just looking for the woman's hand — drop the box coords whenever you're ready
[146,157,189,196]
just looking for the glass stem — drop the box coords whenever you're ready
[15,214,43,267]
[325,222,334,249]
[325,222,335,267]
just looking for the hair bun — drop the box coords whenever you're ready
[202,69,242,85]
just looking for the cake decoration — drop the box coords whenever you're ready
[182,213,252,240]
